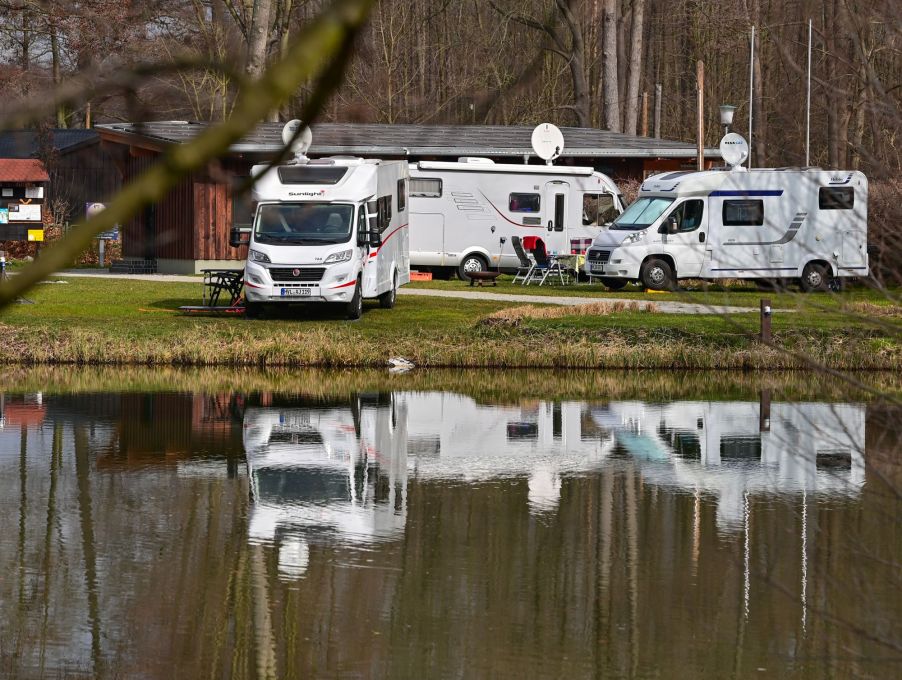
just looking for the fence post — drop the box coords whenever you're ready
[760,298,772,342]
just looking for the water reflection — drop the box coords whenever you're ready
[0,382,898,679]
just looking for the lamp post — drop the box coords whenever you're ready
[719,104,737,135]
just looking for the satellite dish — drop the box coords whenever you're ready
[720,132,749,168]
[531,123,565,164]
[282,119,312,158]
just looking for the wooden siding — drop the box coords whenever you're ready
[194,180,244,261]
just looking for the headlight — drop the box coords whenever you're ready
[624,230,646,244]
[324,249,353,264]
[249,249,271,263]
[247,273,264,285]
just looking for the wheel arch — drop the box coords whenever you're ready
[641,253,677,277]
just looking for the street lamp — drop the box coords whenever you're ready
[719,104,737,134]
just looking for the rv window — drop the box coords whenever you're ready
[377,195,392,233]
[722,200,764,226]
[819,187,854,210]
[277,166,348,184]
[410,178,442,198]
[231,178,255,230]
[665,199,705,232]
[509,193,540,213]
[397,178,407,211]
[582,193,618,226]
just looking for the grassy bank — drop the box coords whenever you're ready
[0,276,899,370]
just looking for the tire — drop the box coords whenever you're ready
[640,258,675,291]
[800,263,829,293]
[379,271,398,309]
[244,300,264,319]
[457,253,488,281]
[345,278,363,319]
[598,276,627,291]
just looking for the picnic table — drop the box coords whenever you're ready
[179,268,245,314]
[202,268,245,306]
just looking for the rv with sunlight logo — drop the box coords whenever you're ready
[233,121,410,319]
[586,133,868,291]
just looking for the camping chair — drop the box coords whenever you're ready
[524,238,551,285]
[511,236,535,284]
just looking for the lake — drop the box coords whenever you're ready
[0,368,899,679]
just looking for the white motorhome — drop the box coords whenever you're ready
[586,162,868,291]
[238,153,410,319]
[408,159,623,278]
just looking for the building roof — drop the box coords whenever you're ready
[96,121,721,159]
[0,158,50,182]
[0,129,100,159]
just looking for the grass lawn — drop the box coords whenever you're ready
[0,276,898,370]
[408,275,901,310]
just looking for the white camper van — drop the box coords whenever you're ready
[237,129,410,319]
[408,159,623,278]
[586,136,868,291]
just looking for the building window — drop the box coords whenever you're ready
[410,178,442,197]
[819,187,854,210]
[581,193,618,226]
[723,199,764,226]
[509,193,540,213]
[397,178,407,211]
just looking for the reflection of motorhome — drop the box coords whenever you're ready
[244,395,407,578]
[586,169,868,291]
[240,157,410,319]
[408,160,623,279]
[592,400,865,530]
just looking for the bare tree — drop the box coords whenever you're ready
[623,0,644,136]
[601,0,620,131]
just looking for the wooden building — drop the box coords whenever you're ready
[97,121,721,274]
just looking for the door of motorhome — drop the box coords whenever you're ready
[586,168,868,291]
[237,157,410,318]
[408,159,622,279]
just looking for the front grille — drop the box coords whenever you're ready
[269,267,325,282]
[587,249,611,263]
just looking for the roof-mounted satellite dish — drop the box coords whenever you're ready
[719,132,749,170]
[282,119,312,161]
[532,123,564,165]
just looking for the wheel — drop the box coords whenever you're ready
[345,278,363,319]
[640,258,675,291]
[244,300,264,319]
[379,271,398,309]
[457,253,488,281]
[598,277,627,291]
[800,263,829,292]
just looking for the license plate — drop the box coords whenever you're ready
[281,288,312,297]
[589,263,606,273]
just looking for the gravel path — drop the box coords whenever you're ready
[56,270,753,315]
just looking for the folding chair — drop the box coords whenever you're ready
[511,236,536,285]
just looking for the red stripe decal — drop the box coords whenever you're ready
[244,280,265,289]
[329,279,358,289]
[369,223,408,257]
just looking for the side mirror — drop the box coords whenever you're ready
[666,217,679,235]
[229,227,250,248]
[369,230,382,248]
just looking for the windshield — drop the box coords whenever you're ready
[253,203,354,245]
[610,197,674,230]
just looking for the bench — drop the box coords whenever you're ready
[468,271,502,287]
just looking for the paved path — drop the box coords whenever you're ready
[56,270,752,315]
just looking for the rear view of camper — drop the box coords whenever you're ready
[587,134,868,291]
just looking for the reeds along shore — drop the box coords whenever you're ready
[0,321,898,372]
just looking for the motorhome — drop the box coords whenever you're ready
[236,127,410,319]
[586,138,868,291]
[408,159,623,279]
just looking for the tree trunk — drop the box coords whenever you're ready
[246,0,277,121]
[601,0,621,132]
[50,20,67,128]
[557,0,590,127]
[623,0,645,136]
